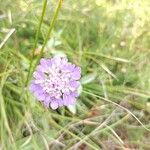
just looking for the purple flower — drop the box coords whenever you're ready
[29,56,81,109]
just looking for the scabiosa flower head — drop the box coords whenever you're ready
[29,56,81,109]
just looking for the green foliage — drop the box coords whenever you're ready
[0,0,150,149]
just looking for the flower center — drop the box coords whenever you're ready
[39,66,71,99]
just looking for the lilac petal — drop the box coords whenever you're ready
[69,81,80,89]
[36,93,46,101]
[71,91,78,97]
[43,96,52,107]
[34,86,43,93]
[71,67,81,80]
[57,99,64,106]
[62,63,75,72]
[63,94,76,106]
[61,57,68,64]
[29,83,37,92]
[50,100,59,109]
[40,58,52,69]
[33,89,45,101]
[32,85,43,94]
[69,96,76,105]
[43,101,50,108]
[29,82,42,93]
[52,56,62,66]
[40,59,47,69]
[63,94,69,106]
[45,95,52,102]
[46,59,52,65]
[40,58,47,66]
[36,65,46,72]
[33,71,44,79]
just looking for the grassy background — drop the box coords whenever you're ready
[0,0,150,149]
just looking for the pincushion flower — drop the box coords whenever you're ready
[29,56,81,109]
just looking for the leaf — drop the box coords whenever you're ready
[77,84,83,95]
[50,49,66,57]
[47,38,62,48]
[100,63,118,80]
[80,72,97,85]
[67,105,76,114]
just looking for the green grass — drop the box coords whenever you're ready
[0,0,150,149]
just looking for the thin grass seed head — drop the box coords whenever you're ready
[29,56,81,109]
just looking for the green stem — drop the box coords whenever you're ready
[25,0,48,86]
[26,0,63,86]
[34,0,63,67]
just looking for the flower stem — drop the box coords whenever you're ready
[26,0,63,86]
[25,0,48,86]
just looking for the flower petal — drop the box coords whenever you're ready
[71,91,78,97]
[29,82,42,93]
[50,100,58,109]
[69,81,80,90]
[63,94,69,106]
[57,98,64,107]
[36,65,46,72]
[62,63,75,72]
[52,56,62,66]
[69,96,76,105]
[36,93,46,101]
[40,58,51,69]
[63,94,76,106]
[71,67,81,80]
[33,71,44,80]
